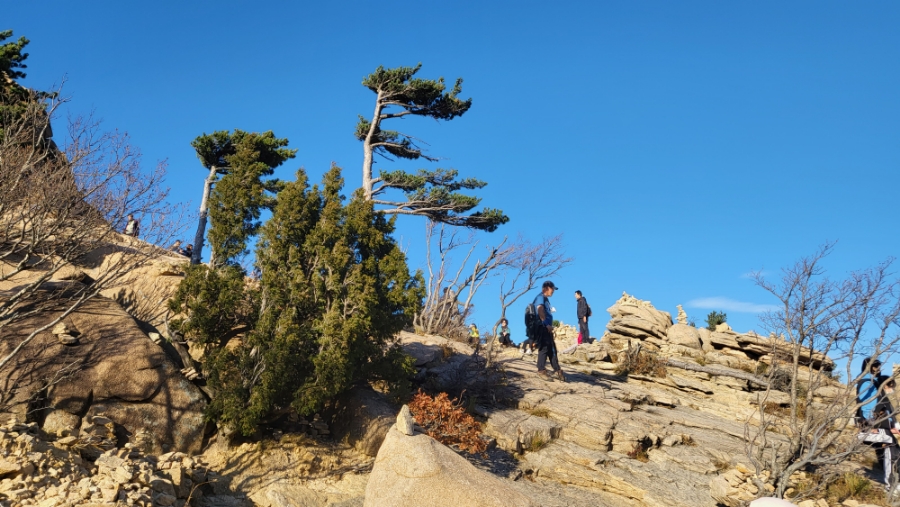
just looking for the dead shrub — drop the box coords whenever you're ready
[527,407,550,418]
[408,389,488,456]
[792,472,888,506]
[627,442,650,462]
[615,344,667,378]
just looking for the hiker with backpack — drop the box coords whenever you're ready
[527,281,565,382]
[856,357,899,493]
[575,290,592,344]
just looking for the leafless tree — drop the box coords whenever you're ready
[484,234,572,365]
[413,221,517,340]
[0,88,184,373]
[743,243,900,500]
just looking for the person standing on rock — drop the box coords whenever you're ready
[575,290,591,344]
[124,213,140,238]
[534,281,565,382]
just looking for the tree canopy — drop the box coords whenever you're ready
[0,30,29,84]
[169,165,423,435]
[356,64,508,232]
[189,129,295,266]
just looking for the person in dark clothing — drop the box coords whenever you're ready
[856,358,899,492]
[534,281,565,382]
[872,376,900,491]
[575,290,590,344]
[497,318,513,347]
[182,244,193,259]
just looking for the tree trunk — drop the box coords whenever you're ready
[191,165,218,265]
[362,94,382,200]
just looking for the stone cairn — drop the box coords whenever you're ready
[0,416,213,507]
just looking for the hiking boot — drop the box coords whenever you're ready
[555,369,567,382]
[537,370,553,382]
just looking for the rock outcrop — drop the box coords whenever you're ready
[363,406,537,507]
[1,241,207,455]
[2,295,207,454]
[0,416,217,506]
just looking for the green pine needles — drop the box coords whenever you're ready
[705,311,727,331]
[357,64,509,232]
[169,165,424,436]
[190,129,296,266]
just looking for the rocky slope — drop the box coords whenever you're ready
[1,233,880,507]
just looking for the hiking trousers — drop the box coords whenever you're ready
[579,319,590,344]
[858,429,898,485]
[536,327,560,372]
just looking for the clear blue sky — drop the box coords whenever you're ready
[7,1,899,341]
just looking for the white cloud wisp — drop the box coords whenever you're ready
[686,297,780,314]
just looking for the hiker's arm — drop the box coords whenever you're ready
[537,305,551,330]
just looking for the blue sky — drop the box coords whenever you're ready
[7,1,899,342]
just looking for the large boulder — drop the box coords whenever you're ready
[329,387,397,457]
[666,324,702,349]
[2,295,207,454]
[606,292,673,330]
[364,408,538,507]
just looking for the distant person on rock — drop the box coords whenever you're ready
[468,323,480,346]
[124,214,140,238]
[169,240,184,255]
[575,290,591,344]
[534,281,565,382]
[182,244,193,259]
[497,318,513,347]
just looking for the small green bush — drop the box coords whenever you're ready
[705,311,727,331]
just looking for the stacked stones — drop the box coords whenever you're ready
[0,416,213,507]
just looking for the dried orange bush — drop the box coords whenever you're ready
[408,390,487,455]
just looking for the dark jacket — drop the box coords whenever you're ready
[577,297,589,319]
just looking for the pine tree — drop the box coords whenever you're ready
[189,130,295,266]
[197,164,423,435]
[0,30,29,85]
[207,131,293,267]
[356,64,508,232]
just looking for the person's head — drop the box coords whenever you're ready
[127,213,134,220]
[501,318,508,326]
[173,240,182,246]
[542,280,559,296]
[575,290,582,299]
[470,323,477,329]
[186,244,193,249]
[863,357,883,375]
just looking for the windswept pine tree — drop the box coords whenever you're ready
[356,64,509,232]
[189,130,295,265]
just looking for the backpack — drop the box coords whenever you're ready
[525,303,541,339]
[586,302,592,318]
